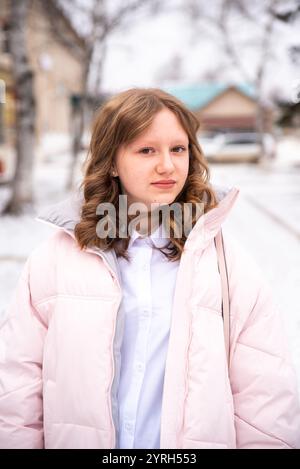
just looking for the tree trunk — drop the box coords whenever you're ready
[255,99,266,162]
[4,0,36,214]
[66,59,90,192]
[67,94,85,191]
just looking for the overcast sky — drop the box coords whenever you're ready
[103,10,299,104]
[63,0,300,103]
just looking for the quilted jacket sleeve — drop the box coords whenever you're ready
[223,230,300,449]
[0,258,46,449]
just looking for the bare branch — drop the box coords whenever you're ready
[271,0,300,22]
[99,0,160,40]
[217,0,254,83]
[255,0,280,91]
[39,0,87,62]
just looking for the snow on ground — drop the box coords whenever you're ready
[0,143,85,313]
[1,135,300,394]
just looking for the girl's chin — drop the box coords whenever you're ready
[127,195,177,209]
[150,196,175,206]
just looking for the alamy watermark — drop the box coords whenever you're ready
[95,195,205,239]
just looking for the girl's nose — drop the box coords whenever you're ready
[156,151,175,173]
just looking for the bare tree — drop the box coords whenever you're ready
[184,0,298,160]
[3,0,36,214]
[272,0,300,67]
[45,0,162,190]
[219,0,280,157]
[155,53,185,84]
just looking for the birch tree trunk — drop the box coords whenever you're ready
[4,0,36,214]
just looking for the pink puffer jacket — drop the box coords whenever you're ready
[1,186,300,449]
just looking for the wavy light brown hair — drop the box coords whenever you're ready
[74,88,218,261]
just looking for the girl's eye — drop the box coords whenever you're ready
[172,146,186,153]
[139,147,154,155]
[139,146,187,154]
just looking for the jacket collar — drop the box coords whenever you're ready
[184,184,239,251]
[36,184,239,254]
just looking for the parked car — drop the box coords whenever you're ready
[198,132,274,163]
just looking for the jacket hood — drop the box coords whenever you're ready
[36,184,240,249]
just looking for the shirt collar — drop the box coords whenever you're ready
[128,222,170,250]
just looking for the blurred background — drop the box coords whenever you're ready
[0,0,300,389]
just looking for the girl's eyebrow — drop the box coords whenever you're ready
[132,139,189,147]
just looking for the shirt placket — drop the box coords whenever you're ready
[122,243,153,448]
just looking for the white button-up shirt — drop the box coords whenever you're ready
[116,223,179,449]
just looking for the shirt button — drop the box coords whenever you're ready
[125,422,133,433]
[137,363,144,372]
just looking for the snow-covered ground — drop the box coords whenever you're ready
[0,142,85,312]
[1,135,300,394]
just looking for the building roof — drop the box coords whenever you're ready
[165,83,257,110]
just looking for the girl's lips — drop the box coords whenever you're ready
[151,182,176,188]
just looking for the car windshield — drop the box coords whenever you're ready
[224,133,259,144]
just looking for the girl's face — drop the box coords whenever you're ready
[114,108,190,210]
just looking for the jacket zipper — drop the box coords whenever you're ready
[85,245,122,449]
